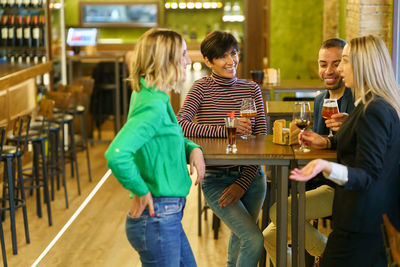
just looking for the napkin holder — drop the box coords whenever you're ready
[272,119,299,145]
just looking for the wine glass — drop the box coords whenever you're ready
[293,102,311,153]
[321,99,339,137]
[240,98,257,139]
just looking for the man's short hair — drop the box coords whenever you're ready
[319,38,346,50]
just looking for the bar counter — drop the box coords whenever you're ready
[0,62,52,126]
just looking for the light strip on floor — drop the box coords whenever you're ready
[31,169,112,267]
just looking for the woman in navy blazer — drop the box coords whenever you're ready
[290,35,400,266]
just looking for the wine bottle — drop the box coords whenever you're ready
[16,0,22,8]
[7,15,16,47]
[39,15,45,47]
[23,0,31,8]
[0,0,7,8]
[7,0,16,8]
[0,16,8,48]
[23,15,32,48]
[32,15,40,47]
[16,15,24,47]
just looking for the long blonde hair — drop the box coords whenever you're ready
[129,28,185,93]
[349,35,400,118]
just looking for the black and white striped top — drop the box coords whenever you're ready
[177,72,267,190]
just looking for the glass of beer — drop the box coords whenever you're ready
[224,117,239,153]
[321,99,339,137]
[293,102,311,152]
[240,98,257,139]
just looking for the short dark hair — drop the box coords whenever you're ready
[320,37,346,50]
[200,31,239,62]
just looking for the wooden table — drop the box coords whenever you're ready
[262,79,326,101]
[190,135,336,267]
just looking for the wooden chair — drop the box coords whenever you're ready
[265,101,314,134]
[382,214,400,266]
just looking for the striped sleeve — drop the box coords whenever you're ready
[177,80,226,137]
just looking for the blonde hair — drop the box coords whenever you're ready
[349,35,400,118]
[129,28,185,93]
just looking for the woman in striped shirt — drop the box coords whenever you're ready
[177,31,267,267]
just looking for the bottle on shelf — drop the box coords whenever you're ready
[23,15,32,48]
[232,1,241,15]
[0,0,8,8]
[23,0,32,8]
[17,51,25,63]
[7,15,16,48]
[16,0,23,8]
[224,2,231,16]
[7,0,17,8]
[39,15,45,47]
[32,15,41,48]
[1,16,8,48]
[16,15,24,47]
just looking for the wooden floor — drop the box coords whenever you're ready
[3,140,231,266]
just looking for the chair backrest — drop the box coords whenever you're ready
[382,214,400,266]
[9,115,31,155]
[265,101,314,134]
[45,91,72,110]
[39,98,55,120]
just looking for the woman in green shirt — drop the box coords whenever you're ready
[105,28,205,266]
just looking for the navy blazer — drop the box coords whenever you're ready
[313,87,355,135]
[329,96,400,233]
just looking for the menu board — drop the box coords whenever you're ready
[80,2,158,28]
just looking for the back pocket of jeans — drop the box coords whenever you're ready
[126,215,147,252]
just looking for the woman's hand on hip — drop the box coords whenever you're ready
[190,147,206,185]
[129,191,154,218]
[218,183,245,207]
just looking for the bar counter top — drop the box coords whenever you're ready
[0,62,53,90]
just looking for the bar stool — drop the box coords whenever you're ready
[61,81,93,182]
[0,126,8,267]
[1,117,31,255]
[31,99,69,209]
[46,91,81,195]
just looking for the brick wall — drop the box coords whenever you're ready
[346,0,392,44]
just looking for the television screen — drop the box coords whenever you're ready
[67,28,98,47]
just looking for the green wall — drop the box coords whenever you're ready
[270,0,323,80]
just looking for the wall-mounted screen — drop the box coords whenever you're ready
[80,2,159,28]
[67,28,98,46]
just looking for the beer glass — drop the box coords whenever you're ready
[293,102,311,152]
[240,98,257,139]
[224,117,239,153]
[321,99,339,137]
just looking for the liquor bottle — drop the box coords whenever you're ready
[7,0,16,8]
[39,15,45,47]
[32,15,41,47]
[0,16,8,48]
[0,0,7,8]
[8,50,16,63]
[17,51,25,63]
[16,15,24,47]
[7,15,16,47]
[23,15,32,48]
[16,0,23,8]
[23,0,31,8]
[31,0,38,8]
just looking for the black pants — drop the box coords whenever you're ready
[321,229,386,267]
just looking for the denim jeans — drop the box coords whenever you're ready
[201,168,266,267]
[125,197,196,267]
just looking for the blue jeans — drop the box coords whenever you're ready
[201,168,266,267]
[125,197,196,267]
